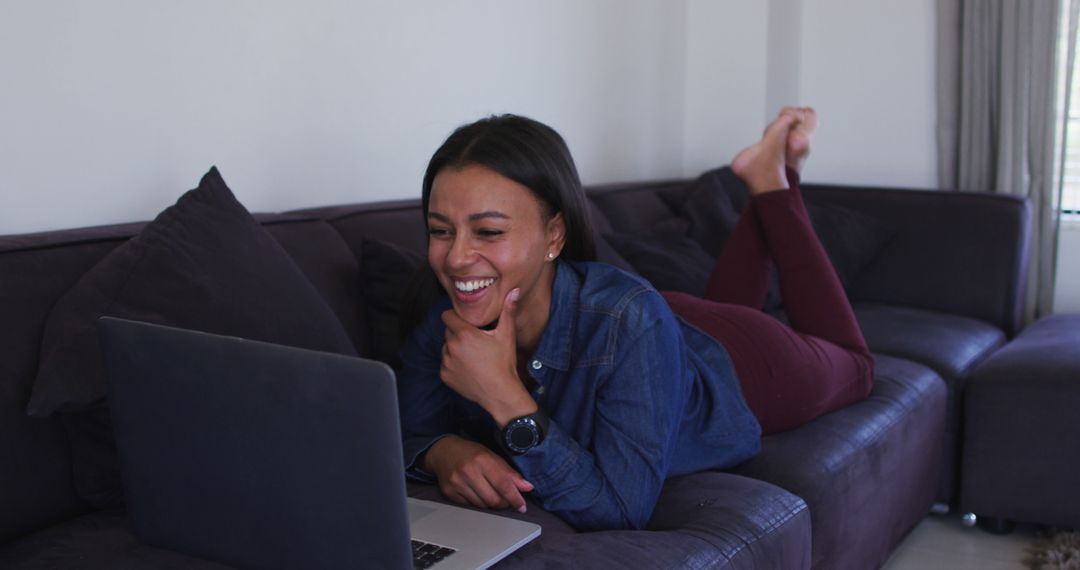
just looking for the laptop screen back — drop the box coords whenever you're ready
[98,317,412,570]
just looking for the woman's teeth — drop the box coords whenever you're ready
[454,278,495,293]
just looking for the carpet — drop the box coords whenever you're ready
[1027,530,1080,570]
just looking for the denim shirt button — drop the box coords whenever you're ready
[531,360,543,370]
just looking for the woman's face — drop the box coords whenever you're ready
[427,164,565,333]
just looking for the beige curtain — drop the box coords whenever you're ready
[937,0,1075,322]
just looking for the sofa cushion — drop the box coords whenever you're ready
[587,186,679,236]
[450,471,811,569]
[0,229,142,542]
[0,472,810,570]
[586,201,634,272]
[360,237,426,368]
[26,167,358,508]
[674,167,894,290]
[729,354,946,570]
[261,218,368,355]
[603,224,716,296]
[671,167,747,257]
[0,509,232,570]
[852,302,1006,505]
[853,303,1006,381]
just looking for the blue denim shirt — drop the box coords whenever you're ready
[397,260,761,530]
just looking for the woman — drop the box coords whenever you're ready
[397,109,873,531]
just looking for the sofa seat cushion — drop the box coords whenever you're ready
[729,354,946,570]
[853,302,1006,503]
[1,473,810,570]
[853,303,1006,381]
[0,509,231,570]
[410,471,810,569]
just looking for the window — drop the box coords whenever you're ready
[1060,3,1080,214]
[1062,60,1080,212]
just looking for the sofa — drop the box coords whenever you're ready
[0,166,1030,569]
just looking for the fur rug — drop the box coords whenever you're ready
[1027,530,1080,570]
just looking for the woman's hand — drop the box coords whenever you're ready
[424,435,534,512]
[440,288,538,427]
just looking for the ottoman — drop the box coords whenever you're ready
[960,313,1080,529]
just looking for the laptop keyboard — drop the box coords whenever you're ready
[411,539,457,569]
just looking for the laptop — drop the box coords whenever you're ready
[97,317,540,570]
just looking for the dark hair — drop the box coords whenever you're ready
[400,115,599,339]
[421,114,597,262]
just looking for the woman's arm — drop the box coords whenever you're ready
[511,291,693,530]
[397,301,457,478]
[398,297,534,511]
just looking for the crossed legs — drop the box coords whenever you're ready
[664,109,873,434]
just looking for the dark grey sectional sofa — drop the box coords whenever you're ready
[0,168,1029,569]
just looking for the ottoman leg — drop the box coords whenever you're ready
[977,516,1015,535]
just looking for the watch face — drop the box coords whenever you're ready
[506,418,540,453]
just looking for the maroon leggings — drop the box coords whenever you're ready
[663,171,873,434]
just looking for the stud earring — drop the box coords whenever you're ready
[547,252,556,260]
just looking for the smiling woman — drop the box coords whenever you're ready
[395,112,874,531]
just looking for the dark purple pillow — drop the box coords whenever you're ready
[604,233,711,296]
[360,238,425,369]
[674,167,747,258]
[27,167,358,506]
[603,221,717,296]
[803,201,893,289]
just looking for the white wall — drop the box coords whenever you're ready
[682,0,938,188]
[798,0,938,188]
[682,0,769,175]
[4,1,1077,312]
[0,0,687,235]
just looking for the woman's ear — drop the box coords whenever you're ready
[547,212,567,258]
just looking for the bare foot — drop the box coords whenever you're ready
[779,106,816,173]
[731,113,795,195]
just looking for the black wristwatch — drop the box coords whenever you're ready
[500,411,549,456]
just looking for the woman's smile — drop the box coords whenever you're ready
[451,276,497,305]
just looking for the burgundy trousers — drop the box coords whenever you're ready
[663,172,873,434]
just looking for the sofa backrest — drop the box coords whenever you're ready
[801,183,1030,337]
[582,178,1030,337]
[292,179,1034,358]
[1,225,132,541]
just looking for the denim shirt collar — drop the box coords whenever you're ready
[529,261,580,372]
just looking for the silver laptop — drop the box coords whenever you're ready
[98,317,540,570]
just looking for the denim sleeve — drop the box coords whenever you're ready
[397,304,456,481]
[510,292,691,530]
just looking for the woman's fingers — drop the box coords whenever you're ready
[487,470,529,513]
[432,438,532,511]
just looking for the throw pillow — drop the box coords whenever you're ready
[360,238,426,369]
[675,167,747,258]
[803,202,893,290]
[603,220,717,297]
[27,166,358,507]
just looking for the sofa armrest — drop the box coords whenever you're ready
[802,183,1030,337]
